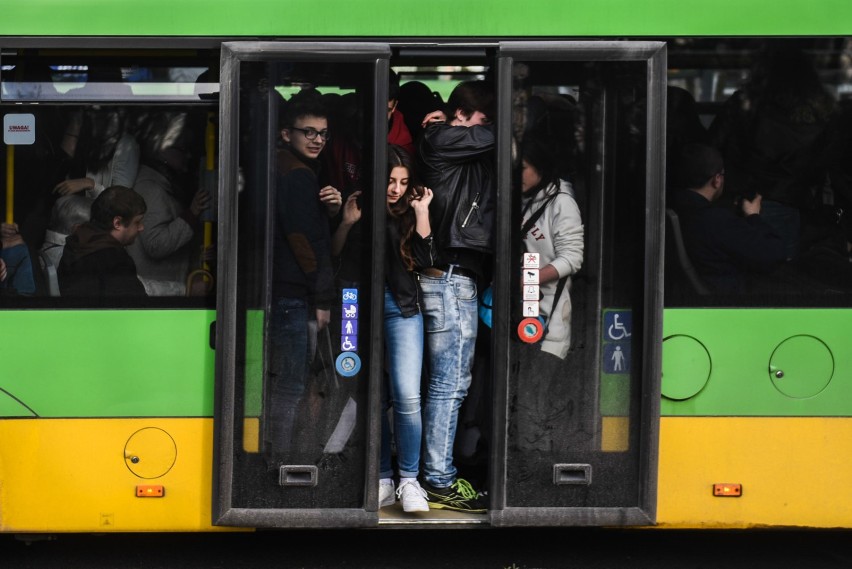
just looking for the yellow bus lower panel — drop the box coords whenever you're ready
[0,418,245,533]
[657,417,852,529]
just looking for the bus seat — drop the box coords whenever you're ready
[665,208,711,296]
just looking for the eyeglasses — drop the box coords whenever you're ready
[290,126,330,141]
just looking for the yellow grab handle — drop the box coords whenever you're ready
[5,145,14,224]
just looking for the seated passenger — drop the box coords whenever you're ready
[40,194,94,270]
[673,143,785,294]
[58,185,147,298]
[0,222,36,295]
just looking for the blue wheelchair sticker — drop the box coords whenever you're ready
[340,335,358,352]
[604,310,632,342]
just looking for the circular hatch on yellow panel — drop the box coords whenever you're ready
[661,334,711,400]
[124,427,177,479]
[769,335,834,399]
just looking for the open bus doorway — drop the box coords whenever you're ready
[213,41,663,528]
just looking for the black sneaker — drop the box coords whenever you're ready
[421,478,487,513]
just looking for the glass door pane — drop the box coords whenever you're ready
[494,42,665,525]
[215,43,389,527]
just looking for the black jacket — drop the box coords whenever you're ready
[674,190,786,294]
[418,122,495,270]
[58,222,147,298]
[273,148,335,309]
[385,218,434,317]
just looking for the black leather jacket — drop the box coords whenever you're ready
[418,122,496,259]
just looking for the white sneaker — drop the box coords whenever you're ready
[379,479,396,508]
[396,479,429,512]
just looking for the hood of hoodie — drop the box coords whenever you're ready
[62,222,124,264]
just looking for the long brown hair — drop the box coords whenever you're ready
[387,144,423,271]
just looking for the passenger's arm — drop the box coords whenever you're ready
[421,122,495,164]
[545,192,585,282]
[331,191,362,257]
[106,133,141,190]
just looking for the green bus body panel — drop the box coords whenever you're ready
[0,310,215,418]
[662,309,852,417]
[0,0,850,36]
[244,309,264,418]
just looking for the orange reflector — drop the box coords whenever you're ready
[713,483,742,497]
[136,485,165,498]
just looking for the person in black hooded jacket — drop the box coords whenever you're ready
[58,185,147,298]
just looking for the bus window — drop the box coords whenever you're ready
[1,50,219,305]
[664,38,852,308]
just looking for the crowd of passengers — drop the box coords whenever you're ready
[0,105,213,299]
[667,45,852,297]
[262,68,585,513]
[0,67,587,514]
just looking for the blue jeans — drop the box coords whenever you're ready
[266,297,310,458]
[380,287,424,480]
[0,244,35,295]
[418,270,478,488]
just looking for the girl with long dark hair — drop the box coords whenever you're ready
[332,144,434,511]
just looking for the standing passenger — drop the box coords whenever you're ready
[333,145,435,512]
[128,127,211,296]
[54,108,140,200]
[387,71,415,156]
[415,80,495,512]
[265,94,337,469]
[514,138,584,452]
[519,138,584,359]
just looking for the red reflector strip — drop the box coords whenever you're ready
[136,485,165,497]
[713,483,742,497]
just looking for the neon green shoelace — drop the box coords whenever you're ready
[452,478,478,499]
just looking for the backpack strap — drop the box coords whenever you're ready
[521,189,560,236]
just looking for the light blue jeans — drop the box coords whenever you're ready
[380,287,424,480]
[418,269,478,488]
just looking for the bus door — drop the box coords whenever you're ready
[214,42,391,527]
[490,42,665,525]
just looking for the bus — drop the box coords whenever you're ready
[1,0,851,534]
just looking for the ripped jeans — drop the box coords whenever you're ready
[418,270,478,488]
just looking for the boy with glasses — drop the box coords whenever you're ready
[265,93,340,470]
